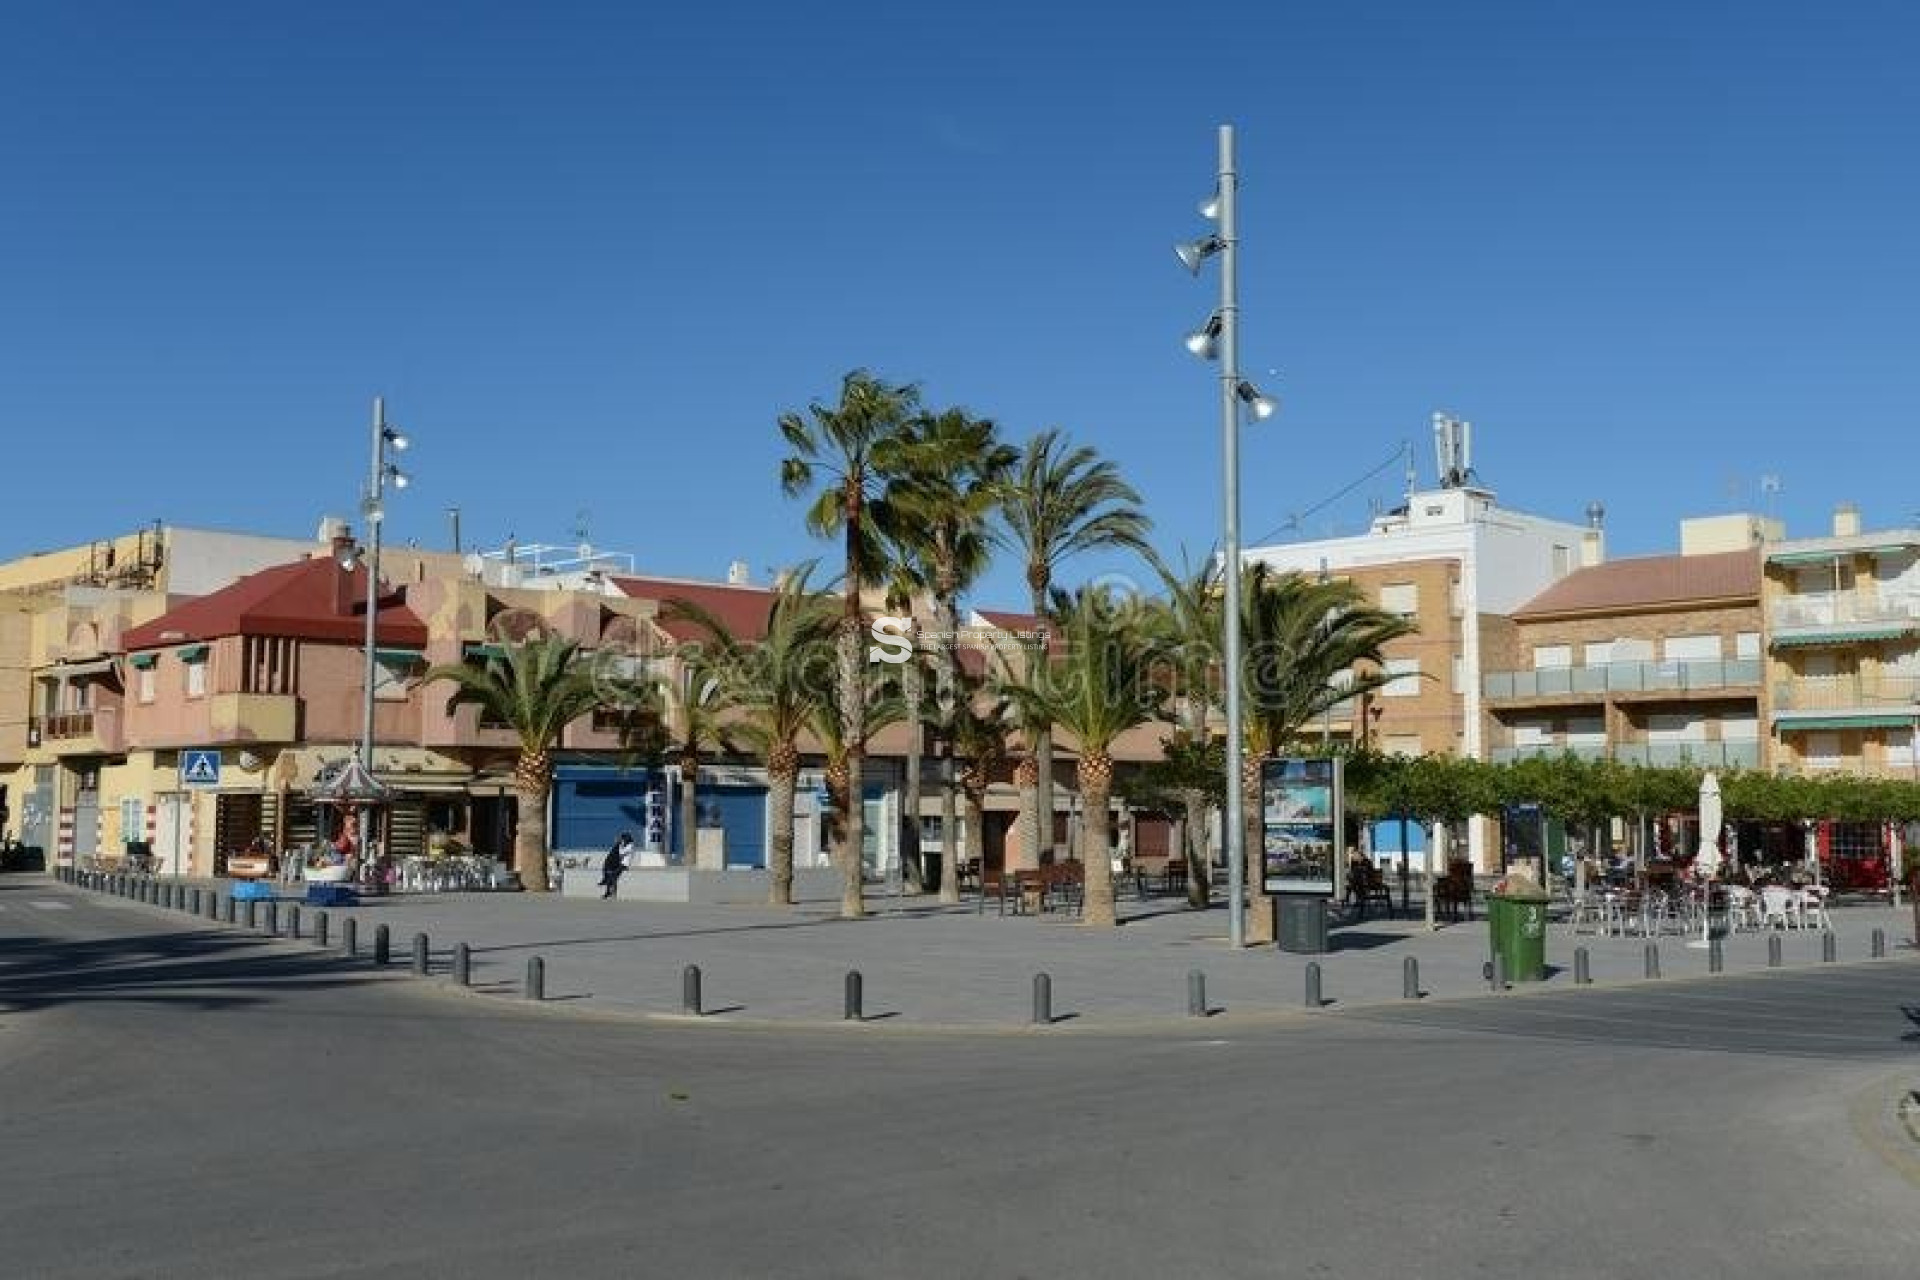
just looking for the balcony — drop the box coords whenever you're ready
[1611,740,1762,769]
[1772,675,1920,728]
[29,707,125,755]
[1484,658,1762,701]
[209,692,299,743]
[1488,742,1609,764]
[1771,593,1920,647]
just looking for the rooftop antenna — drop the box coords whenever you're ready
[1402,439,1417,499]
[1432,412,1474,489]
[1759,474,1781,526]
[573,508,593,561]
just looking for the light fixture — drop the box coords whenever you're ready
[386,464,410,490]
[1236,380,1278,421]
[336,543,362,571]
[1184,311,1222,360]
[1198,192,1221,221]
[383,427,409,452]
[1174,234,1223,274]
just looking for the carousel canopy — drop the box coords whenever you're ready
[310,756,395,806]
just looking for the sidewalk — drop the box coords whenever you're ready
[80,875,1918,1028]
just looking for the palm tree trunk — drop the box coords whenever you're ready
[1079,755,1116,926]
[515,781,551,893]
[767,757,797,905]
[678,749,700,868]
[837,623,867,919]
[936,592,963,904]
[963,781,988,887]
[901,651,924,892]
[1243,755,1272,943]
[1012,756,1039,872]
[1180,785,1211,908]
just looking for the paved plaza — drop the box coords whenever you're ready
[48,872,1920,1028]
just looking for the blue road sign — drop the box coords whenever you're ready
[180,750,222,788]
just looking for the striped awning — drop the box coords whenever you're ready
[1769,543,1918,565]
[1773,713,1915,731]
[1770,628,1916,648]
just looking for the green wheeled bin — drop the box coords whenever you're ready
[1487,877,1550,982]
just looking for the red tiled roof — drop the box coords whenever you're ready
[976,608,1042,636]
[121,556,428,649]
[1513,549,1760,619]
[612,576,778,643]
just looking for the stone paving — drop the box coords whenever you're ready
[51,871,1920,1028]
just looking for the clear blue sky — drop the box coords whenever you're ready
[4,1,1915,607]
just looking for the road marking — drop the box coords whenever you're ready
[30,901,73,911]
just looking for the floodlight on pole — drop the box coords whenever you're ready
[1185,312,1223,360]
[1174,234,1223,275]
[1236,380,1278,420]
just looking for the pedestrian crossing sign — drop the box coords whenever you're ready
[180,750,222,788]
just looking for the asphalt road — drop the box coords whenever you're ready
[4,876,1918,1279]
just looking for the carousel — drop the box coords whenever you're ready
[302,757,395,905]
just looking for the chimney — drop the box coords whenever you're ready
[1833,502,1860,537]
[727,560,751,586]
[331,532,360,617]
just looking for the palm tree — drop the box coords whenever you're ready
[424,633,605,893]
[807,661,908,884]
[886,407,1017,901]
[1006,585,1166,926]
[662,660,732,869]
[1144,549,1226,907]
[1235,563,1418,941]
[877,556,929,892]
[664,572,838,905]
[780,370,921,918]
[948,673,1013,885]
[998,428,1151,869]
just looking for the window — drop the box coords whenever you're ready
[1383,733,1422,757]
[1649,713,1706,742]
[1378,583,1418,616]
[1531,645,1571,670]
[1383,657,1421,697]
[373,654,414,703]
[1803,732,1841,771]
[185,656,207,698]
[1552,545,1571,576]
[1735,632,1761,660]
[1583,642,1613,667]
[1451,654,1465,693]
[1662,634,1719,662]
[137,667,155,704]
[1448,579,1465,618]
[1890,728,1917,771]
[1721,714,1759,742]
[1566,717,1605,747]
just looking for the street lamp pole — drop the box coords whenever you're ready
[1216,126,1248,949]
[359,397,410,771]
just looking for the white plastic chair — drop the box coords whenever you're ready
[1797,886,1832,931]
[1758,886,1795,930]
[1723,886,1757,932]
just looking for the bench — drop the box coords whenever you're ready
[1434,863,1476,922]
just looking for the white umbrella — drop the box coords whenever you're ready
[1688,772,1723,950]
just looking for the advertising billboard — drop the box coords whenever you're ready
[1261,756,1342,897]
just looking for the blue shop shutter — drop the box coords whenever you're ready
[553,767,656,852]
[709,784,767,868]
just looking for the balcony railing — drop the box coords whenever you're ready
[1484,658,1762,700]
[1771,592,1920,630]
[1772,674,1920,712]
[32,710,94,740]
[1487,740,1761,769]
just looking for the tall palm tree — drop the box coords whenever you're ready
[948,673,1012,883]
[886,407,1017,901]
[1005,586,1166,926]
[998,428,1151,869]
[662,659,732,868]
[780,370,920,918]
[1235,563,1418,940]
[878,555,928,892]
[664,572,838,905]
[424,633,605,893]
[1145,549,1226,907]
[807,662,907,883]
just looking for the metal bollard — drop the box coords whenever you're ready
[452,943,471,987]
[1872,928,1886,959]
[525,956,544,1001]
[682,964,702,1016]
[245,900,257,931]
[1188,969,1207,1018]
[223,897,236,924]
[1403,956,1420,1000]
[844,970,863,1021]
[341,917,358,957]
[1821,932,1836,963]
[1032,972,1052,1026]
[1574,947,1591,985]
[374,924,390,966]
[263,902,278,936]
[189,888,202,916]
[205,892,219,922]
[1708,938,1723,974]
[412,933,430,977]
[1492,952,1508,991]
[314,910,330,948]
[287,906,301,940]
[1305,962,1324,1008]
[1767,934,1782,968]
[1644,943,1661,980]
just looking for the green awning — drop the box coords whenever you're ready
[463,642,506,660]
[1770,627,1915,648]
[374,647,425,664]
[1768,550,1845,566]
[175,643,209,661]
[128,652,158,669]
[1773,714,1915,731]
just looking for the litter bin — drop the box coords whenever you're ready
[1275,894,1330,954]
[1487,876,1550,982]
